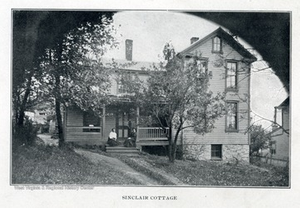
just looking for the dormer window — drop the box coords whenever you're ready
[212,36,222,53]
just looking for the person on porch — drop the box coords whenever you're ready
[107,128,119,146]
[123,128,136,147]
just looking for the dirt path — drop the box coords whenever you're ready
[74,149,160,186]
[37,134,58,146]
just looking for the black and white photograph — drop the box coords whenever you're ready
[1,1,299,207]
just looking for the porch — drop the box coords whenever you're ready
[136,127,169,148]
[64,105,170,148]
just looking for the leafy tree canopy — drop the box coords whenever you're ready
[13,11,117,146]
[249,125,271,156]
[124,42,225,162]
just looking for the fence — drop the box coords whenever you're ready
[250,155,288,167]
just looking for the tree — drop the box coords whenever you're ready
[249,125,271,156]
[13,11,117,146]
[13,12,48,128]
[37,12,117,147]
[129,42,224,162]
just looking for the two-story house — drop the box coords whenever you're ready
[63,27,256,162]
[178,27,256,162]
[269,97,289,166]
[63,39,166,147]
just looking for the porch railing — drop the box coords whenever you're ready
[137,127,169,140]
[66,126,101,133]
[65,126,102,142]
[136,127,169,148]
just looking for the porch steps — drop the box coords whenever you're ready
[105,146,140,155]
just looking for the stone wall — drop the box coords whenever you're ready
[183,144,211,160]
[183,144,249,162]
[222,145,249,162]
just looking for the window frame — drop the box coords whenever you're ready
[211,144,222,160]
[195,58,209,80]
[117,72,134,94]
[225,60,238,91]
[270,140,277,155]
[117,78,126,94]
[212,36,222,53]
[225,101,239,132]
[196,59,208,74]
[83,110,100,132]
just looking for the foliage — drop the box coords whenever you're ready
[249,125,271,156]
[125,42,224,162]
[13,116,38,147]
[13,11,118,146]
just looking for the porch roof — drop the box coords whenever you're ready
[101,58,159,72]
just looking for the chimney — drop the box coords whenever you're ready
[190,37,199,45]
[125,39,133,61]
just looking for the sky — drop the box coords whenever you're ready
[104,11,288,130]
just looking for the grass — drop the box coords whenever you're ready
[12,139,289,187]
[11,139,141,185]
[116,153,289,187]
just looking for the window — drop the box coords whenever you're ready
[83,111,100,132]
[211,145,222,159]
[118,72,133,94]
[270,141,276,155]
[212,36,222,52]
[226,61,237,90]
[118,79,126,94]
[194,59,208,80]
[226,102,238,131]
[196,60,208,74]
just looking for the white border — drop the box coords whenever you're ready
[1,1,300,207]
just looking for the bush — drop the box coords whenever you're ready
[13,116,38,147]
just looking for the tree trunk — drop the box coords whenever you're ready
[171,143,177,162]
[16,76,33,127]
[55,99,64,147]
[53,42,65,147]
[170,121,183,162]
[169,143,176,163]
[168,124,172,162]
[54,70,64,147]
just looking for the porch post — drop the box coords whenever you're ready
[122,111,125,139]
[116,109,119,139]
[136,106,140,126]
[63,107,67,142]
[102,105,106,140]
[136,105,141,151]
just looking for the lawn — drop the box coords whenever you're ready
[12,141,289,187]
[117,153,289,187]
[12,143,141,185]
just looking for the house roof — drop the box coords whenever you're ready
[179,27,257,62]
[101,58,158,72]
[277,97,289,108]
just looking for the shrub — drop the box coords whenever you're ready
[13,116,38,147]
